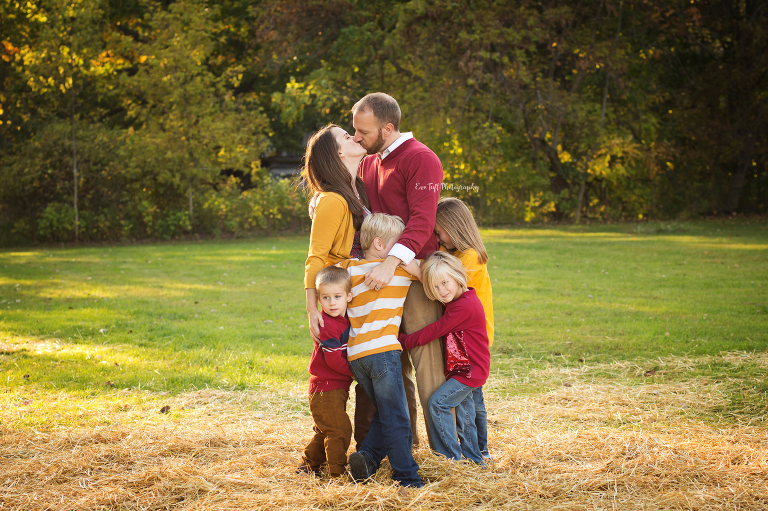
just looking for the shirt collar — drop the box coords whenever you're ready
[379,132,413,160]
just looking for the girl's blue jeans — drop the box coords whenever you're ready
[464,387,489,458]
[427,378,484,464]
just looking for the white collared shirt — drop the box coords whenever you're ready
[378,132,417,264]
[379,132,413,160]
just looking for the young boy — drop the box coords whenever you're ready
[297,266,354,478]
[336,213,423,489]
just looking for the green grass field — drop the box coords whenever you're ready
[1,218,767,431]
[2,219,768,511]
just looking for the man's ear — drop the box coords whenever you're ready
[382,122,394,139]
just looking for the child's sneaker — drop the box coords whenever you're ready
[347,451,375,482]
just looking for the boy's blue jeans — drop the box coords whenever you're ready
[349,349,422,488]
[428,378,484,465]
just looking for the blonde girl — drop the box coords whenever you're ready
[433,197,493,458]
[398,252,490,464]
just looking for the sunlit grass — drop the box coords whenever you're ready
[1,219,766,430]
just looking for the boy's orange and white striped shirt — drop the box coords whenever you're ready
[335,259,418,361]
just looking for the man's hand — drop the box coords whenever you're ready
[307,307,323,344]
[364,255,401,290]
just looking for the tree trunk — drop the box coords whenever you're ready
[70,65,79,243]
[188,174,194,231]
[725,162,749,213]
[533,137,569,194]
[69,21,79,242]
[0,63,5,154]
[575,178,587,223]
[532,137,569,220]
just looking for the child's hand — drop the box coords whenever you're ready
[400,260,421,281]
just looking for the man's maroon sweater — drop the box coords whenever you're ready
[308,312,353,394]
[398,288,490,388]
[360,137,443,259]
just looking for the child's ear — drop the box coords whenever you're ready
[347,292,353,303]
[372,237,383,251]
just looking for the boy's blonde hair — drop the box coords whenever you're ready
[435,197,488,264]
[315,265,352,293]
[421,251,468,302]
[360,213,405,252]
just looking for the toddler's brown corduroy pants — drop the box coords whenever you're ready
[301,389,352,477]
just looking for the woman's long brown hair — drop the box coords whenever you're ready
[301,124,370,230]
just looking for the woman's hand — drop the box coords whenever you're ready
[306,288,323,343]
[307,307,324,343]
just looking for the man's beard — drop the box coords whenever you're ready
[365,129,386,155]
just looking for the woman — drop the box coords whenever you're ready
[303,124,370,339]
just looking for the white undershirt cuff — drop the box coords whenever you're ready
[389,243,416,265]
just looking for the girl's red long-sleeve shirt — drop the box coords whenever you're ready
[398,288,490,388]
[359,138,442,259]
[308,312,354,394]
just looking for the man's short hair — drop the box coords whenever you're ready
[360,213,405,252]
[315,265,351,293]
[352,92,401,131]
[421,251,468,302]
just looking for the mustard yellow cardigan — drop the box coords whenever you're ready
[304,192,356,289]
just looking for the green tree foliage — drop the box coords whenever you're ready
[1,0,766,245]
[0,0,283,245]
[113,0,270,231]
[262,0,767,223]
[650,0,768,216]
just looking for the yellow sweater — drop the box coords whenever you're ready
[441,246,495,346]
[304,192,356,289]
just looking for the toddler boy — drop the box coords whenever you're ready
[336,213,423,488]
[297,265,354,478]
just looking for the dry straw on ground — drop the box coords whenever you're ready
[2,357,768,510]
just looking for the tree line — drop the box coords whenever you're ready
[1,0,766,245]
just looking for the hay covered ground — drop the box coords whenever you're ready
[2,220,767,509]
[3,352,767,510]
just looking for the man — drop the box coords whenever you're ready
[351,92,444,449]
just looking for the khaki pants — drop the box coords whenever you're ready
[353,281,444,450]
[400,280,445,449]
